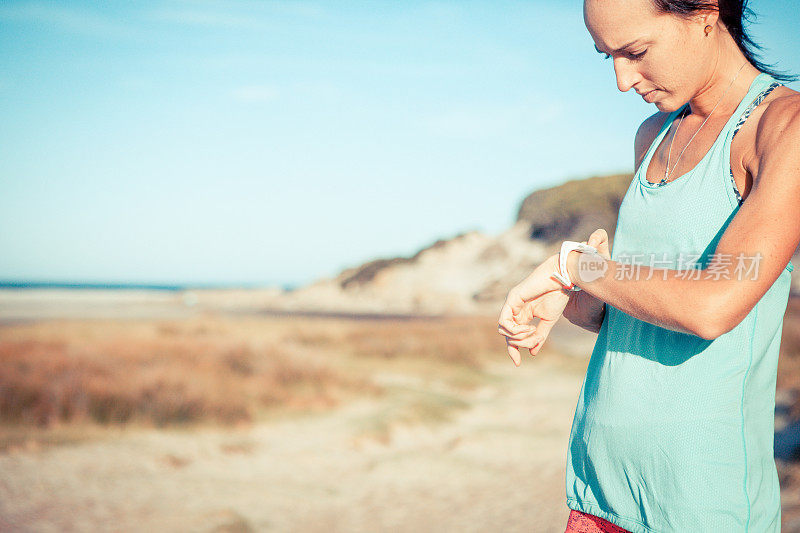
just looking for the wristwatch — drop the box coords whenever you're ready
[551,240,599,292]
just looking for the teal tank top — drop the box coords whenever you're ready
[565,72,794,532]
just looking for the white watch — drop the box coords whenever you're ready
[551,240,599,292]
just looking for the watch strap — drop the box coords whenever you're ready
[554,240,599,292]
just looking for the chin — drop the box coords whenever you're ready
[653,100,676,112]
[654,94,683,113]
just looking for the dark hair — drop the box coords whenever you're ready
[651,0,798,83]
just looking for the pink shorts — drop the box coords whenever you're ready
[564,509,632,533]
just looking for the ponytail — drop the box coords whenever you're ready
[652,0,797,83]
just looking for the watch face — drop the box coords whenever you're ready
[575,252,608,283]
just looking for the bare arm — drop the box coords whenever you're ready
[562,112,667,334]
[564,95,800,339]
[563,292,606,333]
[562,230,610,333]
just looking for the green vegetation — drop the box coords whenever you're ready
[516,173,633,245]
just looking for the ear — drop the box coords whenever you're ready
[697,5,720,29]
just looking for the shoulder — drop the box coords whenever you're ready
[753,88,800,175]
[633,110,670,172]
[755,87,800,147]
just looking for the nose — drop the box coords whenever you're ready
[613,57,640,93]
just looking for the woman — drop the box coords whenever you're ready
[497,0,799,531]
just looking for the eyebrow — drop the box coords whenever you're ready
[594,41,642,55]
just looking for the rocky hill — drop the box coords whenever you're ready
[217,173,631,315]
[516,173,631,246]
[267,221,549,316]
[206,171,799,316]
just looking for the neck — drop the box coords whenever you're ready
[686,33,759,119]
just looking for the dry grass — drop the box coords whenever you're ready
[773,296,800,528]
[343,317,490,368]
[2,299,796,461]
[779,296,800,419]
[0,316,382,431]
[0,305,799,528]
[0,313,508,438]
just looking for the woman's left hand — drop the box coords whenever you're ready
[497,253,570,366]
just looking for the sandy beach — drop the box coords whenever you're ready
[0,353,587,532]
[0,290,798,532]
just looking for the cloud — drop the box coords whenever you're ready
[147,1,325,29]
[269,2,325,18]
[0,2,139,39]
[149,8,262,29]
[231,85,279,103]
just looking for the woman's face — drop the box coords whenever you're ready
[583,0,715,112]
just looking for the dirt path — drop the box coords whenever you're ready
[0,353,587,532]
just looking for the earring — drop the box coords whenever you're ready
[704,24,712,36]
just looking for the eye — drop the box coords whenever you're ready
[601,50,647,61]
[629,50,647,61]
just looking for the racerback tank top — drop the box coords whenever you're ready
[565,72,794,532]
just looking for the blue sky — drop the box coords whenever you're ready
[1,0,798,287]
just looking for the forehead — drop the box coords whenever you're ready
[583,0,660,47]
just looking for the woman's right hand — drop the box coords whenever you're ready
[562,229,611,333]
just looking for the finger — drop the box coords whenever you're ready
[530,336,546,356]
[514,302,534,325]
[506,334,543,350]
[589,229,611,258]
[533,318,557,343]
[519,320,556,356]
[508,336,545,358]
[499,328,536,342]
[507,339,521,366]
[499,310,535,333]
[498,322,535,339]
[499,296,531,334]
[511,334,545,357]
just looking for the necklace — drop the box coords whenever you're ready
[661,61,747,185]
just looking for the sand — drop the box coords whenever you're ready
[0,354,585,532]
